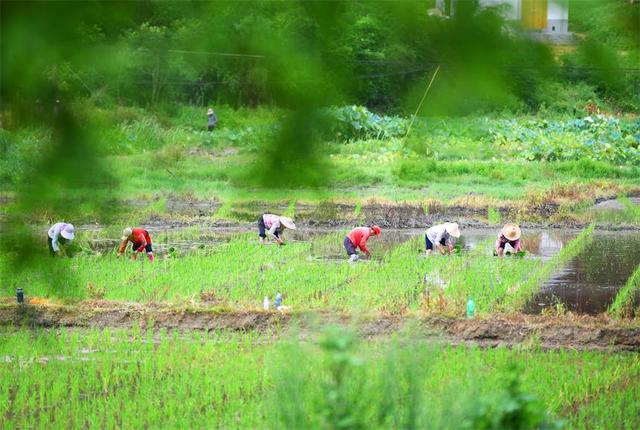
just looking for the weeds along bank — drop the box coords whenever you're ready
[1,325,638,429]
[2,227,598,315]
[1,105,639,221]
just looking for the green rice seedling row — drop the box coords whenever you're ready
[608,264,640,318]
[1,326,639,429]
[1,226,604,315]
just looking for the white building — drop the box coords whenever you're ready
[435,0,570,34]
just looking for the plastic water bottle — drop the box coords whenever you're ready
[263,296,270,310]
[17,288,24,304]
[466,299,475,319]
[274,293,282,309]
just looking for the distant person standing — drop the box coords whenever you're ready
[207,108,218,131]
[425,222,460,256]
[48,222,75,256]
[496,223,522,257]
[118,227,154,262]
[344,225,380,262]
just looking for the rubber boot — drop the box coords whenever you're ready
[349,254,359,263]
[148,253,154,263]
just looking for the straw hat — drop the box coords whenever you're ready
[444,222,461,238]
[501,223,521,241]
[280,217,296,230]
[121,227,133,240]
[207,108,214,115]
[60,224,75,240]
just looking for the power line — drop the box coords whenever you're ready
[167,49,265,59]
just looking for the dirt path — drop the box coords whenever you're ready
[1,302,639,351]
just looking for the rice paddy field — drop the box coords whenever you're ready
[2,223,640,428]
[2,225,597,315]
[1,325,639,429]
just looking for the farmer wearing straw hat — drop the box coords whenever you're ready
[425,222,460,256]
[207,108,218,131]
[47,222,75,256]
[344,225,381,262]
[496,223,522,257]
[258,214,297,245]
[118,227,154,262]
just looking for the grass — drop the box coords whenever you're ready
[1,325,639,429]
[2,105,639,226]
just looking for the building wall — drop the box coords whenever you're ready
[546,0,569,33]
[438,0,569,34]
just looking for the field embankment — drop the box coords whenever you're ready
[2,301,639,351]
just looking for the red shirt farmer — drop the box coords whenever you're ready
[118,227,154,262]
[344,226,380,262]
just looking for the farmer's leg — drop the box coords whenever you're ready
[344,237,358,261]
[258,216,266,242]
[496,239,505,257]
[48,237,55,256]
[425,234,434,255]
[145,243,154,262]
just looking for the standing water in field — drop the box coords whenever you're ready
[523,232,640,315]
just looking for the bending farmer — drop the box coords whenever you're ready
[258,214,296,245]
[48,222,75,256]
[496,223,522,257]
[344,225,380,262]
[425,222,460,256]
[118,227,154,262]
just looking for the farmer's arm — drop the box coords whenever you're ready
[268,223,283,244]
[359,239,370,256]
[513,239,522,252]
[434,231,446,254]
[117,239,128,255]
[51,233,60,253]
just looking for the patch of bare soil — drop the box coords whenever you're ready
[2,302,639,351]
[427,314,640,351]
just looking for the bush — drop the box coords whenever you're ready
[326,105,407,142]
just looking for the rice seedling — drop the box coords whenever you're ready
[502,224,595,311]
[608,264,640,318]
[1,325,638,429]
[0,225,597,316]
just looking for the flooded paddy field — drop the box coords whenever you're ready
[15,225,640,315]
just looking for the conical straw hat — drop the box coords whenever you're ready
[280,217,296,230]
[501,223,521,241]
[445,222,460,238]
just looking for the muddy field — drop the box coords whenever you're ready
[2,301,639,351]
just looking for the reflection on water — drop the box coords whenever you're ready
[458,229,574,258]
[524,232,640,315]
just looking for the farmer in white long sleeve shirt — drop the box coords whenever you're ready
[47,222,75,256]
[425,222,460,256]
